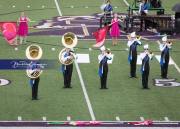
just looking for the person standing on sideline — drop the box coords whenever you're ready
[139,0,149,31]
[140,44,153,89]
[158,36,172,79]
[98,46,112,89]
[100,0,113,27]
[127,32,142,78]
[61,48,74,88]
[110,13,121,46]
[17,12,31,44]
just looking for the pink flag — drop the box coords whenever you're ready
[0,22,17,45]
[92,26,108,48]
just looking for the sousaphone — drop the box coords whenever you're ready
[59,32,78,65]
[25,44,43,79]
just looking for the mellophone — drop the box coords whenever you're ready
[157,39,173,46]
[127,34,142,41]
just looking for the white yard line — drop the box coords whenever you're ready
[171,57,180,73]
[115,116,120,121]
[54,0,62,16]
[164,117,170,122]
[140,117,145,121]
[123,0,130,6]
[42,117,47,121]
[74,60,96,120]
[54,2,96,120]
[123,0,138,15]
[17,116,22,121]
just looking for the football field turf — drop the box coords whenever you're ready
[0,0,180,122]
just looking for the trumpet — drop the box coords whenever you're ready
[167,40,173,45]
[127,34,141,41]
[136,35,141,41]
[105,48,111,54]
[127,35,131,40]
[145,50,154,57]
[149,51,153,54]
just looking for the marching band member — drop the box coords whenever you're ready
[61,48,74,88]
[28,61,41,100]
[98,46,112,89]
[159,36,172,79]
[127,32,142,78]
[26,44,43,100]
[17,12,31,44]
[140,44,153,89]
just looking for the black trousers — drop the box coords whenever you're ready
[142,70,149,89]
[31,77,40,99]
[130,56,137,77]
[63,64,73,88]
[100,13,112,28]
[140,12,147,31]
[100,64,108,89]
[161,59,169,78]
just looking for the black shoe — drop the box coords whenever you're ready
[129,76,137,78]
[163,77,168,79]
[32,98,39,100]
[104,87,108,89]
[142,87,149,89]
[161,75,168,79]
[67,86,72,88]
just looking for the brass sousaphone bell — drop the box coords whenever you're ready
[59,32,78,65]
[26,44,43,79]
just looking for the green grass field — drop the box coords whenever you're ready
[0,0,180,121]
